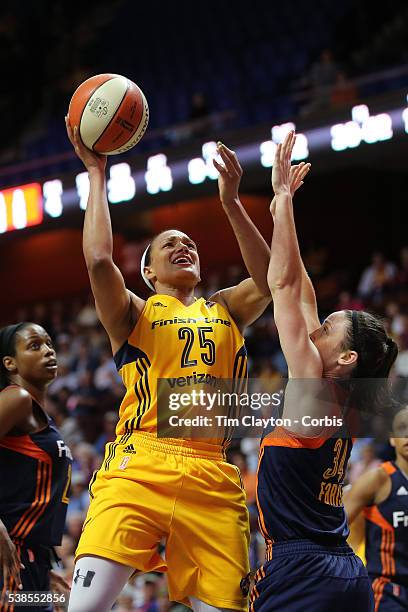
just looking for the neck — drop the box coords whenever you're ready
[10,376,46,406]
[396,454,408,476]
[155,283,196,306]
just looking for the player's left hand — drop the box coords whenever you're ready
[213,142,243,206]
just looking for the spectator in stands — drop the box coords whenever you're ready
[56,533,76,565]
[385,301,407,338]
[76,294,99,328]
[189,92,211,138]
[139,575,161,612]
[67,471,90,516]
[55,333,74,369]
[70,341,98,380]
[94,410,118,455]
[303,49,339,113]
[67,369,101,421]
[94,347,122,390]
[396,246,408,289]
[336,290,364,312]
[330,70,358,109]
[357,251,397,302]
[311,49,338,89]
[71,441,101,482]
[229,450,257,505]
[189,92,210,122]
[66,511,86,544]
[347,442,381,484]
[48,393,84,447]
[393,334,408,402]
[115,584,136,611]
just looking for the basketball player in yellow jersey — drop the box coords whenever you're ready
[65,119,274,612]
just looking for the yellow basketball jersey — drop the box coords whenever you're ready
[113,294,247,444]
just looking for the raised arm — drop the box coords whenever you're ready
[66,119,144,353]
[210,143,271,331]
[268,132,322,378]
[271,161,319,334]
[211,143,314,333]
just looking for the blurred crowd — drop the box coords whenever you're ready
[1,0,408,179]
[3,244,407,609]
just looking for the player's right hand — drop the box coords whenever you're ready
[0,526,24,590]
[289,162,311,196]
[65,116,107,173]
[213,142,243,207]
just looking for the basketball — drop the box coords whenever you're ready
[68,73,149,155]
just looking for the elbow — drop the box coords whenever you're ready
[268,278,288,292]
[268,262,298,293]
[268,276,299,294]
[257,283,273,299]
[85,253,114,273]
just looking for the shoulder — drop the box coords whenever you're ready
[0,386,33,428]
[205,293,227,312]
[0,386,32,409]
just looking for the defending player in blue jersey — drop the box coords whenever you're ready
[0,323,72,611]
[250,131,398,612]
[345,405,408,611]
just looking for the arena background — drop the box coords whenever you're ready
[1,0,408,609]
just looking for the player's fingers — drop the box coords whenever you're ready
[212,158,230,176]
[217,144,241,177]
[217,142,242,175]
[298,163,311,180]
[216,146,236,175]
[291,162,305,171]
[73,126,85,152]
[292,166,307,185]
[64,117,75,144]
[287,131,296,159]
[281,131,292,159]
[274,143,281,165]
[291,162,304,177]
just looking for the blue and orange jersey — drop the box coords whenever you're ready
[113,295,247,445]
[0,392,72,547]
[257,420,352,554]
[364,461,408,587]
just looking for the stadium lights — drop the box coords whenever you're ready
[0,96,407,235]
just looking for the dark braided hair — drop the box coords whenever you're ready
[343,311,398,413]
[0,323,31,390]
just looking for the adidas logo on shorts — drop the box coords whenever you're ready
[123,444,137,454]
[397,486,408,496]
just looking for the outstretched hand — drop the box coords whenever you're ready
[272,130,297,195]
[213,142,243,206]
[65,116,107,173]
[289,161,311,195]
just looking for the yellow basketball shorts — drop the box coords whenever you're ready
[76,431,250,610]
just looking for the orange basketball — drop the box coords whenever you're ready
[68,73,149,155]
